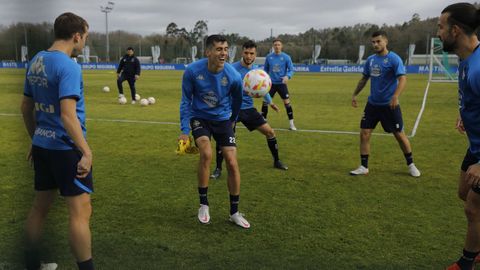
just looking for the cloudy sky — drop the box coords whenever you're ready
[2,0,457,40]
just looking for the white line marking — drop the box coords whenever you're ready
[0,112,394,137]
[409,81,431,138]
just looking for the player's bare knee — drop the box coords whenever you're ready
[360,131,371,141]
[266,129,275,138]
[464,203,480,222]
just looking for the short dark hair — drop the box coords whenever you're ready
[126,47,134,51]
[242,40,257,49]
[371,30,388,39]
[54,12,89,40]
[442,2,480,35]
[272,39,282,44]
[205,35,227,50]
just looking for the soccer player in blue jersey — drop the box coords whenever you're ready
[438,4,480,270]
[350,30,421,177]
[211,40,288,180]
[261,39,297,130]
[178,34,250,229]
[21,13,94,270]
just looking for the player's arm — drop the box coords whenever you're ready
[21,96,35,138]
[134,57,141,80]
[230,77,243,123]
[456,115,465,134]
[22,76,36,162]
[351,76,369,108]
[179,69,193,141]
[60,98,92,178]
[263,57,270,73]
[116,57,124,77]
[390,75,406,109]
[283,56,294,84]
[263,93,279,112]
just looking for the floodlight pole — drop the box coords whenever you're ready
[100,2,114,62]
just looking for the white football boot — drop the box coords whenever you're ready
[289,120,297,131]
[198,204,210,224]
[229,212,250,229]
[408,163,421,177]
[349,165,369,175]
[39,263,58,270]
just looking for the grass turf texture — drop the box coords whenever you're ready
[0,68,468,269]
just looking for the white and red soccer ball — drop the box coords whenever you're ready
[242,69,272,98]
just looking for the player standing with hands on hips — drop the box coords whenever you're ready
[179,34,250,229]
[350,30,420,177]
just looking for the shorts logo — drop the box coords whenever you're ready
[191,120,202,131]
[221,76,228,87]
[202,91,218,108]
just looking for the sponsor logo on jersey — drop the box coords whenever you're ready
[202,91,218,108]
[34,127,56,139]
[27,56,48,87]
[273,64,281,73]
[221,76,228,86]
[371,64,381,77]
[35,102,55,113]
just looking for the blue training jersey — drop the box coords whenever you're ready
[231,61,272,110]
[180,58,243,134]
[459,46,480,159]
[24,50,86,150]
[264,52,294,84]
[363,51,406,106]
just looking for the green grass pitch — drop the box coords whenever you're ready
[0,68,469,269]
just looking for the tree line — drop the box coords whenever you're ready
[0,14,455,64]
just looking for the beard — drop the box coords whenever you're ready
[441,38,456,53]
[71,47,81,58]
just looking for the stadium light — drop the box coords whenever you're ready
[100,1,115,62]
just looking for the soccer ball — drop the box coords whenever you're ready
[140,98,149,106]
[243,69,272,98]
[135,94,141,101]
[118,96,127,105]
[102,86,110,93]
[147,97,156,105]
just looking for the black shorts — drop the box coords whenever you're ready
[461,149,480,193]
[461,149,479,172]
[32,145,93,196]
[269,84,290,99]
[190,118,236,147]
[360,102,404,133]
[238,108,267,131]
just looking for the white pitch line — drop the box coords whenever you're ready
[0,112,394,137]
[409,80,431,138]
